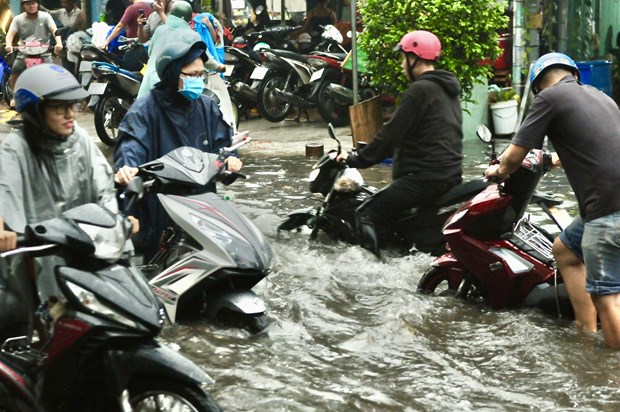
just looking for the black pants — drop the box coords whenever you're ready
[355,175,461,256]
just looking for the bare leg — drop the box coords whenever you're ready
[591,294,620,349]
[553,237,597,332]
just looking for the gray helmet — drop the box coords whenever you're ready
[170,0,193,22]
[14,64,88,113]
[156,40,207,79]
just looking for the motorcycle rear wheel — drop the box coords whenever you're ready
[417,267,463,297]
[257,72,292,122]
[129,378,221,412]
[2,71,12,106]
[95,94,127,146]
[316,75,350,127]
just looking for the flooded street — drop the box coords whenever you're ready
[157,135,620,411]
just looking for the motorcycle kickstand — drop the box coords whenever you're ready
[294,106,310,123]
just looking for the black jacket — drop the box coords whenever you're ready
[347,70,463,181]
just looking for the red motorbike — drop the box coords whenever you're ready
[418,136,573,316]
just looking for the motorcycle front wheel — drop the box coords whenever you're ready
[417,266,463,297]
[94,94,128,146]
[257,72,292,122]
[2,71,12,106]
[129,378,222,412]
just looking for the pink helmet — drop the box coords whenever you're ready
[393,30,441,61]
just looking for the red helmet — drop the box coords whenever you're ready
[393,30,441,61]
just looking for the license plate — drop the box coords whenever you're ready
[224,64,235,77]
[79,60,92,72]
[80,72,92,87]
[250,66,269,80]
[87,82,107,95]
[310,68,324,83]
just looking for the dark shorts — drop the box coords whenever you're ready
[582,211,620,295]
[559,216,584,261]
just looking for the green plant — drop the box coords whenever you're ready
[358,0,508,103]
[488,84,520,103]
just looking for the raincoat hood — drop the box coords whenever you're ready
[417,70,461,97]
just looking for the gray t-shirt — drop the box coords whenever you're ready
[144,11,164,36]
[511,76,620,221]
[8,11,56,44]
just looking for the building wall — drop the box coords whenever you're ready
[598,0,620,55]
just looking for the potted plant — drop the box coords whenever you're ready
[488,84,520,135]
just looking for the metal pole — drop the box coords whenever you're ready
[281,0,285,24]
[350,0,358,104]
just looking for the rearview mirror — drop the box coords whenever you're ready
[476,124,492,143]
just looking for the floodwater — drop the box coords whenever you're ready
[159,138,620,411]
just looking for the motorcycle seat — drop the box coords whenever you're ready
[432,179,489,208]
[309,51,348,62]
[92,61,141,80]
[270,49,309,64]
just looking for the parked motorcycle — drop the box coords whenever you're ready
[417,129,573,316]
[254,26,348,123]
[277,124,488,255]
[224,45,262,119]
[0,203,221,411]
[87,40,145,147]
[121,134,272,333]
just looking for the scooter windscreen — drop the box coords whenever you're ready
[139,146,221,187]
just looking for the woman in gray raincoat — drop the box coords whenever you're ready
[0,64,118,331]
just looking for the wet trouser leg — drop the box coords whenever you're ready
[355,175,460,257]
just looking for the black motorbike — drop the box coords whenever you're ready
[278,124,488,256]
[224,45,262,119]
[87,39,145,147]
[0,203,221,411]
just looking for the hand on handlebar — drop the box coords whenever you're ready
[335,152,348,163]
[54,43,63,54]
[4,45,12,54]
[484,163,508,183]
[224,156,243,172]
[114,166,139,186]
[0,218,17,252]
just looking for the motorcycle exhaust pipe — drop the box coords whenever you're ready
[275,88,308,106]
[232,81,258,101]
[327,84,354,105]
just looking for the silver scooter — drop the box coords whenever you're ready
[122,133,272,334]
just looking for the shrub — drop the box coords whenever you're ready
[358,0,508,103]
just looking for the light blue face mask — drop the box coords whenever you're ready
[179,76,204,100]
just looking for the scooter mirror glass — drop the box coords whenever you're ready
[327,123,338,141]
[476,124,492,143]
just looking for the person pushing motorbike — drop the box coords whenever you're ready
[336,30,463,258]
[485,52,620,349]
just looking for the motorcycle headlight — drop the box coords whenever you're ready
[224,51,238,62]
[78,218,126,261]
[80,49,99,60]
[65,281,139,328]
[308,57,328,69]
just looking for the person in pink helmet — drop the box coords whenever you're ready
[336,30,463,258]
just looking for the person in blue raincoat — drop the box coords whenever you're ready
[193,12,224,74]
[113,39,242,262]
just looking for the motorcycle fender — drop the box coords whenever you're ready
[206,290,266,319]
[105,341,214,397]
[87,94,100,107]
[278,208,315,231]
[430,253,460,268]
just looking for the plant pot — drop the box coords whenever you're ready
[489,99,518,135]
